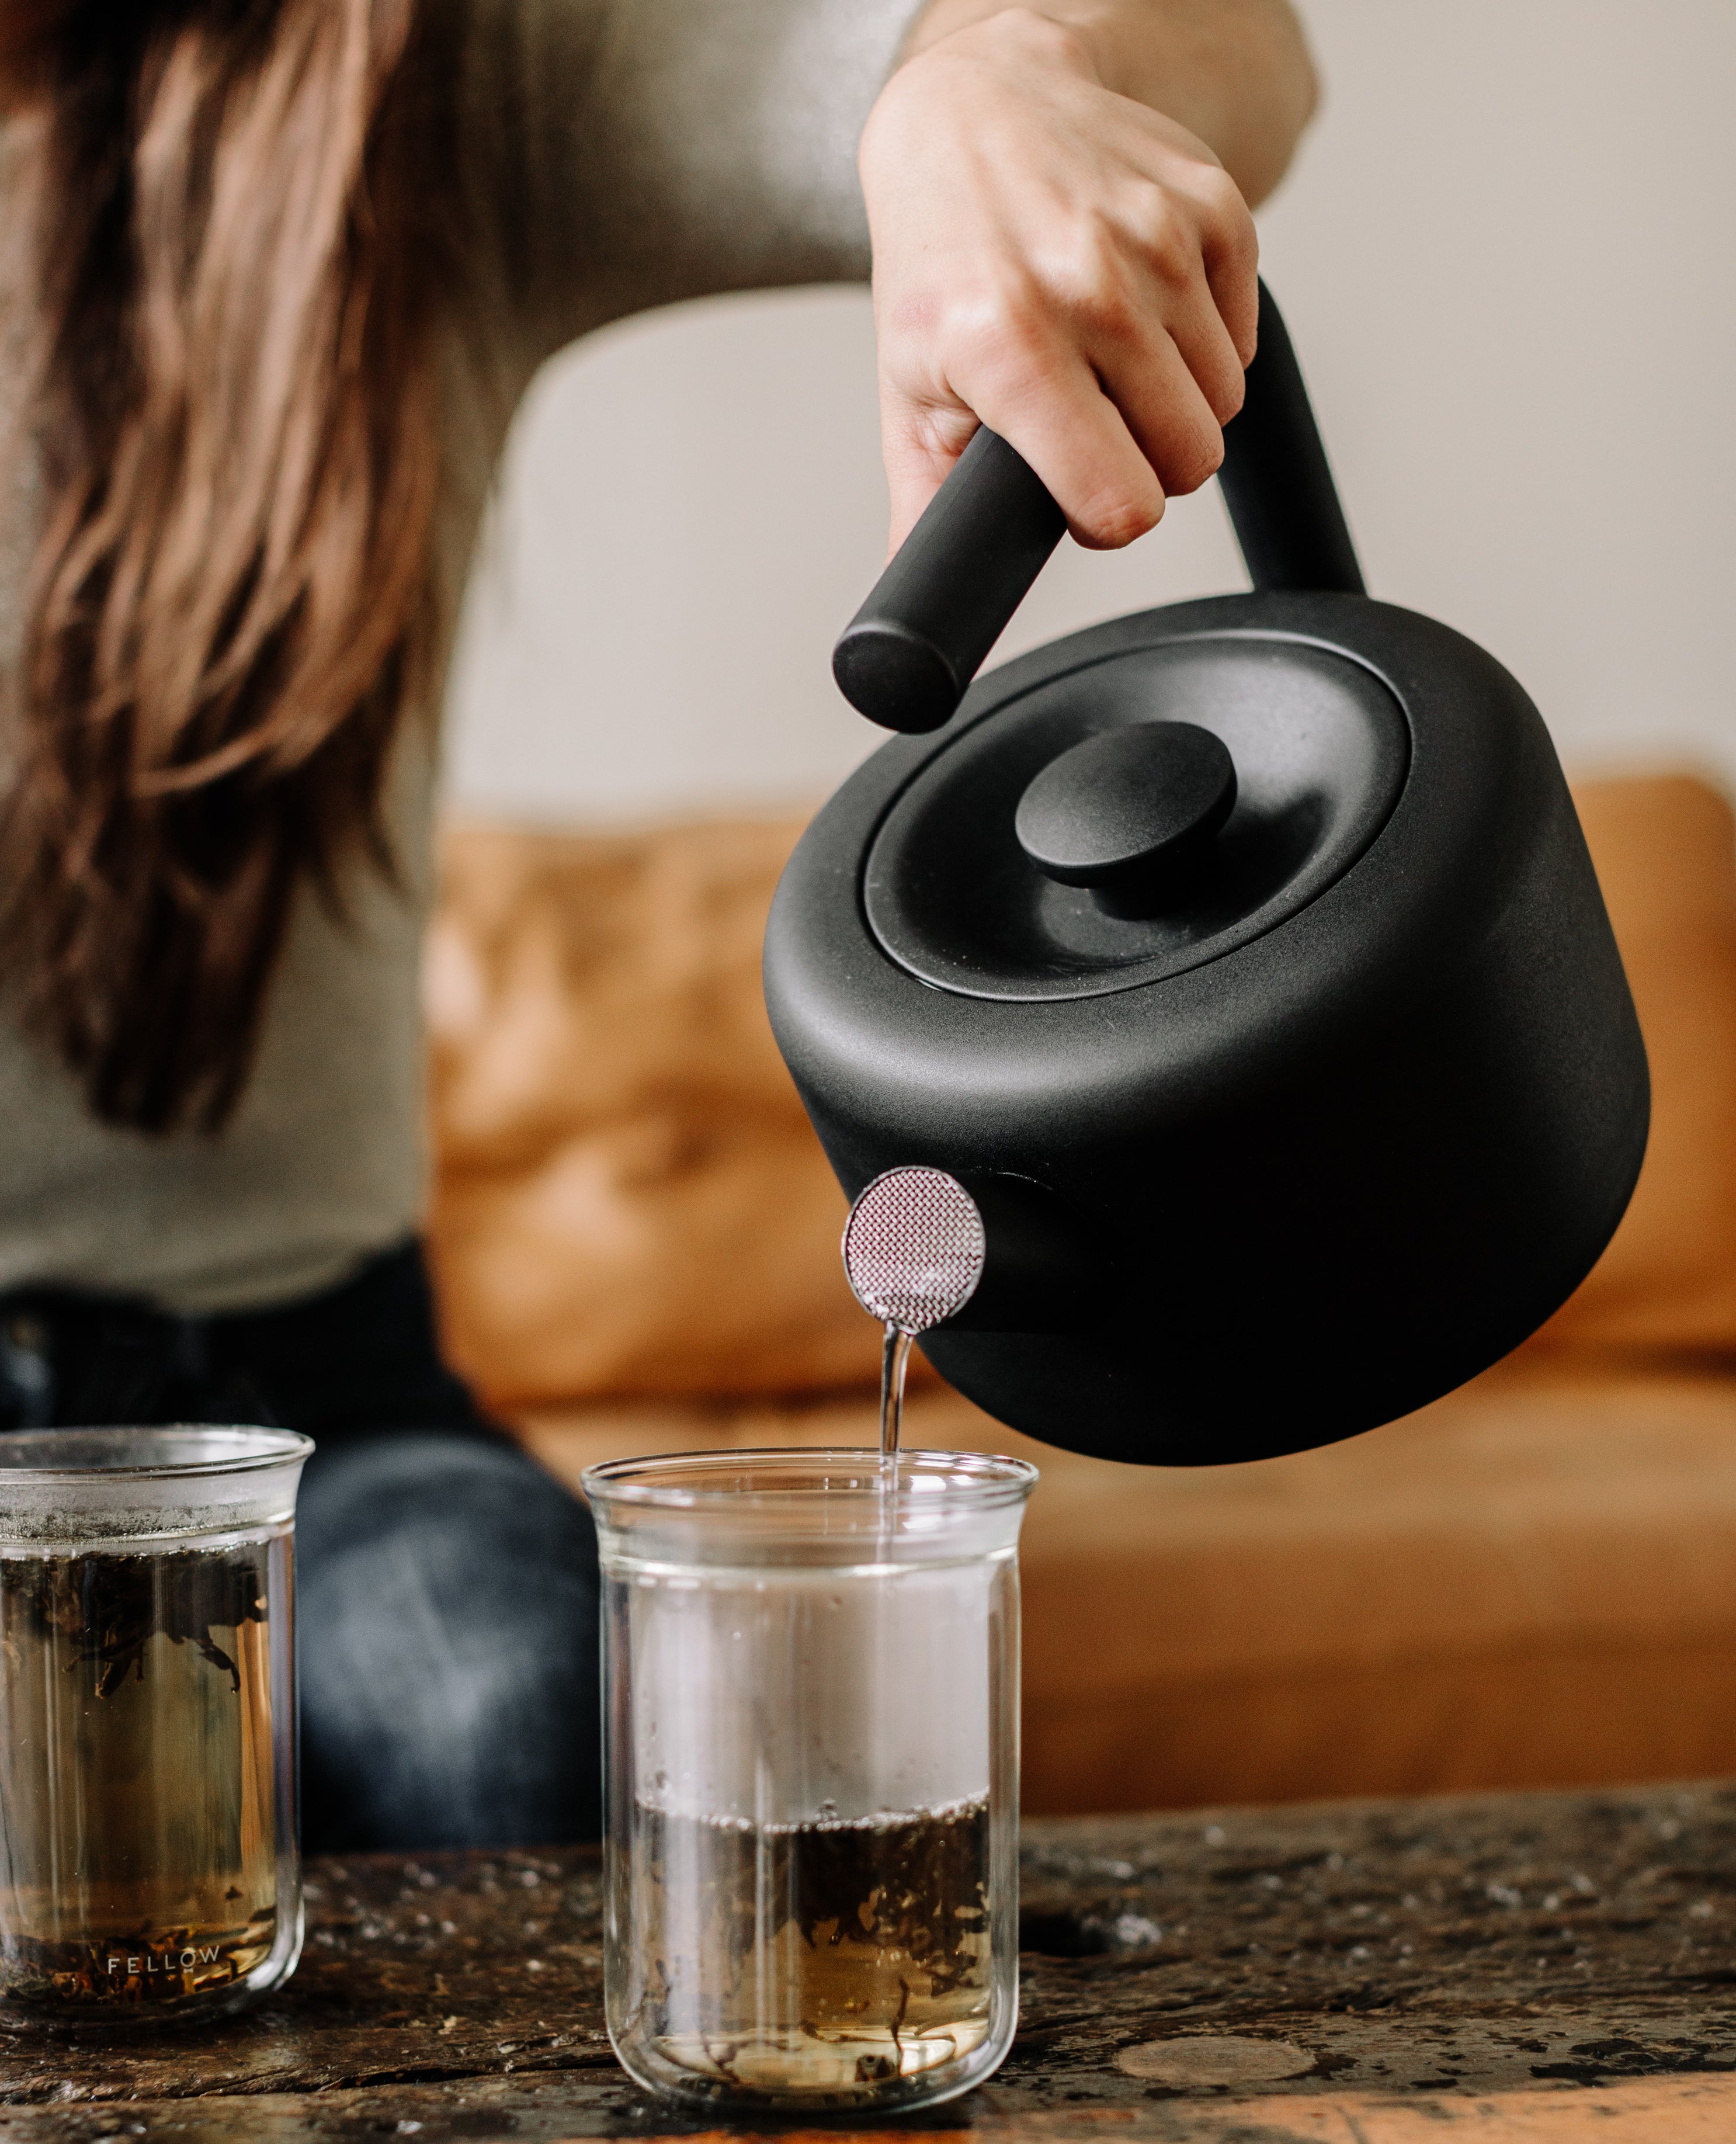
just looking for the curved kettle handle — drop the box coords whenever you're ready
[832,280,1365,734]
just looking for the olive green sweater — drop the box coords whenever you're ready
[0,0,919,1313]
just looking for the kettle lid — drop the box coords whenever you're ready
[864,632,1408,1002]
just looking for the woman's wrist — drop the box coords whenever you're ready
[898,0,1317,208]
[904,5,1120,95]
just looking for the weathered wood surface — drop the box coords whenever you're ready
[6,1781,1736,2140]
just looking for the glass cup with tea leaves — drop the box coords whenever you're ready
[585,1446,1036,2115]
[0,1428,309,2031]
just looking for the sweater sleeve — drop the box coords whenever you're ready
[454,0,926,367]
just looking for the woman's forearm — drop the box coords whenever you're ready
[902,0,1318,206]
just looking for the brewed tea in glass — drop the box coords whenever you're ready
[585,1446,1035,2114]
[0,1428,309,2030]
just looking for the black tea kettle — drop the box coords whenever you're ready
[764,286,1648,1465]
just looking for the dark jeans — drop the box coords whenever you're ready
[0,1242,601,1852]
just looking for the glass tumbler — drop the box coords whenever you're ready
[585,1447,1036,2115]
[0,1427,310,2030]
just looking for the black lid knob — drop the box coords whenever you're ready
[1015,721,1237,918]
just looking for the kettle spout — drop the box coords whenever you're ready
[842,1167,1099,1335]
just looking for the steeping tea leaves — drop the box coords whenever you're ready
[621,1794,993,2100]
[0,1538,284,2022]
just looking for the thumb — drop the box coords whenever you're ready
[880,396,983,557]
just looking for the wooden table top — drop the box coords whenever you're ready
[6,1781,1736,2142]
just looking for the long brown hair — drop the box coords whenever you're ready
[1,0,447,1134]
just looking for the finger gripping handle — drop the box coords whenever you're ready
[832,425,1067,734]
[832,282,1365,736]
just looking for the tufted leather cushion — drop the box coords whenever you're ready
[424,816,880,1406]
[1524,775,1736,1359]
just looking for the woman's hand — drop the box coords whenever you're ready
[860,5,1279,554]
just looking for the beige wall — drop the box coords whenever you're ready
[444,0,1736,824]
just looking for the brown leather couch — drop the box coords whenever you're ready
[424,775,1736,1816]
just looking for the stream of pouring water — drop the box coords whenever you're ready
[879,1321,915,1470]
